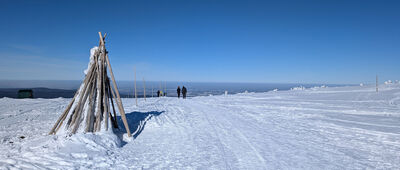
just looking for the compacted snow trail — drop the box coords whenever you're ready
[1,84,400,169]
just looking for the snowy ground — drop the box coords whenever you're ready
[1,84,400,169]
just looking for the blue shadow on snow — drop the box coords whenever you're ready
[116,111,164,141]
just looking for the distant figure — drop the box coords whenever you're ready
[157,90,160,97]
[177,86,181,98]
[182,86,187,99]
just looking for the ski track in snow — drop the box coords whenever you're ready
[1,84,400,169]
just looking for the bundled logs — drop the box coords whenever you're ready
[49,32,131,137]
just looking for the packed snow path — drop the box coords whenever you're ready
[1,84,400,169]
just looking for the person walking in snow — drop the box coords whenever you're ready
[157,90,161,97]
[177,86,181,98]
[182,86,187,99]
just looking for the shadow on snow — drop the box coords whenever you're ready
[115,111,164,145]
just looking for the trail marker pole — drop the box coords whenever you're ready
[376,75,378,92]
[134,67,138,106]
[164,81,167,97]
[143,77,146,101]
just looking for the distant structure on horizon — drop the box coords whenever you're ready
[17,89,33,99]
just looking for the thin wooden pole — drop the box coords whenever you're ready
[95,45,104,132]
[103,61,109,131]
[85,77,97,132]
[376,75,378,92]
[134,67,138,106]
[100,32,132,137]
[143,78,146,101]
[106,54,131,135]
[107,78,119,128]
[159,81,162,96]
[49,96,76,134]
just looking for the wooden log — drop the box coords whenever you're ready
[106,86,111,128]
[94,49,103,132]
[103,65,109,130]
[85,73,97,132]
[71,65,98,133]
[105,83,115,128]
[71,75,95,134]
[94,32,107,132]
[60,61,96,132]
[48,81,82,134]
[56,107,75,134]
[97,51,105,132]
[49,58,97,135]
[85,54,100,132]
[108,78,119,128]
[99,32,131,136]
[72,84,92,132]
[69,61,97,124]
[69,63,97,129]
[105,78,114,128]
[49,97,76,134]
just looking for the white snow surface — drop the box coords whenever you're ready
[84,46,98,75]
[1,84,400,169]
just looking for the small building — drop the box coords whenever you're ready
[18,89,33,99]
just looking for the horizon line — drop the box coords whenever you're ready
[0,79,359,85]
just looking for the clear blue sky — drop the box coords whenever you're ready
[0,0,399,84]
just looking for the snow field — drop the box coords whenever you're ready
[0,84,400,169]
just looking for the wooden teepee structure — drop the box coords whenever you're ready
[49,32,131,137]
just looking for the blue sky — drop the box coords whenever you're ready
[0,0,399,84]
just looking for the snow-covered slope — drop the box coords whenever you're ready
[1,84,400,169]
